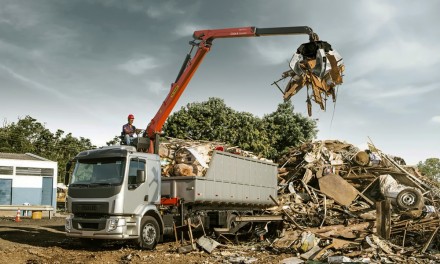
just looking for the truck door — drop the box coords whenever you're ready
[123,157,148,213]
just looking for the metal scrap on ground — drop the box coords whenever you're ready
[161,138,440,262]
[271,139,440,262]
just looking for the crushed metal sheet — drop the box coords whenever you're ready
[318,174,359,206]
[196,236,221,253]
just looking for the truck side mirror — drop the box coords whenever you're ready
[64,160,72,186]
[137,170,146,184]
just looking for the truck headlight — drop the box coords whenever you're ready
[107,218,126,232]
[65,214,73,231]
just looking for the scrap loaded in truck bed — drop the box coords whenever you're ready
[161,151,278,206]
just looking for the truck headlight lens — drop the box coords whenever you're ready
[107,218,126,232]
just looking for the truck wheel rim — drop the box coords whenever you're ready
[400,192,416,207]
[143,224,156,244]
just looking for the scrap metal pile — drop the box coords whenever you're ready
[270,140,440,263]
[161,138,440,262]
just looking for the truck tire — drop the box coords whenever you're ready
[138,216,160,250]
[396,188,423,210]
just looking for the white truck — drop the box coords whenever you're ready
[64,145,277,249]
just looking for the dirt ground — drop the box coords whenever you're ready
[0,215,294,264]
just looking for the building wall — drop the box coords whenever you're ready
[0,159,57,207]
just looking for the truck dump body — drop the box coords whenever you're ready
[161,151,277,206]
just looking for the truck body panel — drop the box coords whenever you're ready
[162,151,277,206]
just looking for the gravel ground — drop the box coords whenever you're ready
[0,216,293,264]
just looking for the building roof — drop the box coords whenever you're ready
[0,153,49,161]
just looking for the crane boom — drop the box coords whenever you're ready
[145,26,314,153]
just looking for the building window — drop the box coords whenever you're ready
[16,167,54,176]
[0,166,13,175]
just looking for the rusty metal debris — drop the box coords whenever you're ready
[159,138,439,261]
[271,139,440,262]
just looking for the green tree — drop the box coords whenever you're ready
[0,116,46,153]
[106,136,121,146]
[163,97,317,161]
[0,116,95,183]
[163,98,270,156]
[417,158,440,182]
[164,97,236,141]
[263,100,317,159]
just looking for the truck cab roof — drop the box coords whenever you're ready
[75,145,156,160]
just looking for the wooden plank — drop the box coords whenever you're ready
[376,200,391,239]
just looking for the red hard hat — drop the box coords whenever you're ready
[128,114,134,119]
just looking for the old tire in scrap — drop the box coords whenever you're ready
[139,216,160,250]
[396,188,423,210]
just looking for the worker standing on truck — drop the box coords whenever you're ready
[122,114,137,145]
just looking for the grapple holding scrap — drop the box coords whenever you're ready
[276,33,345,116]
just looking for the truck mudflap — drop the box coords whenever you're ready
[65,214,140,240]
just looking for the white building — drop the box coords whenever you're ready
[0,153,57,207]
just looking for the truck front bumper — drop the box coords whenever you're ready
[65,214,140,240]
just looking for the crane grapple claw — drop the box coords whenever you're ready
[282,38,345,116]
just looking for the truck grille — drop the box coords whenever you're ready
[72,218,107,231]
[72,202,109,214]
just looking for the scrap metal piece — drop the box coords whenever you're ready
[300,244,322,260]
[371,234,393,254]
[327,256,353,263]
[177,244,196,254]
[196,236,220,253]
[421,226,439,253]
[280,257,305,264]
[318,174,359,206]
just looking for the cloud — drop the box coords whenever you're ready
[377,84,438,98]
[0,1,43,29]
[431,116,440,124]
[356,1,397,39]
[118,56,159,75]
[174,23,205,38]
[95,1,186,19]
[251,40,294,65]
[145,2,185,19]
[146,81,168,95]
[0,63,66,99]
[347,79,438,100]
[0,17,12,25]
[352,39,440,78]
[343,78,438,114]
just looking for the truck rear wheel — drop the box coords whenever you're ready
[138,216,159,250]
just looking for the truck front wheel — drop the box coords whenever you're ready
[139,216,160,250]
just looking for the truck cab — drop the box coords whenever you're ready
[64,145,164,249]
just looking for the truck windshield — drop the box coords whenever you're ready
[71,158,125,186]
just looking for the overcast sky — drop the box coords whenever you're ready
[1,0,439,165]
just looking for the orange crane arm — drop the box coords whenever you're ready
[146,26,314,153]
